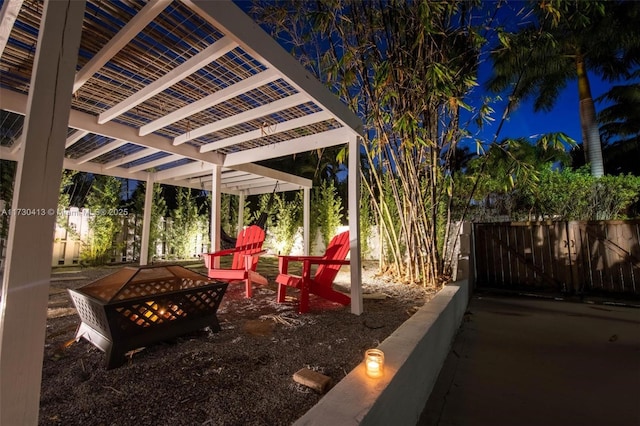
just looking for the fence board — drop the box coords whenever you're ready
[474,220,640,297]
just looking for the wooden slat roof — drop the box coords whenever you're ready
[0,0,362,194]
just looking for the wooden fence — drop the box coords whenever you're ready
[474,220,640,297]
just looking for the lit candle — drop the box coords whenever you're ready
[364,349,384,378]
[367,359,380,374]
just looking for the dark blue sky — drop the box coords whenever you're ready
[476,71,615,147]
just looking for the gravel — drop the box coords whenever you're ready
[39,261,435,426]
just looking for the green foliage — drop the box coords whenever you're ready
[251,193,276,228]
[0,160,15,205]
[204,192,251,238]
[460,159,640,221]
[458,134,576,220]
[313,180,343,249]
[168,187,199,259]
[534,167,593,220]
[379,172,404,265]
[82,176,122,265]
[150,184,167,260]
[220,193,237,235]
[133,183,167,260]
[54,170,81,245]
[597,81,640,176]
[269,192,302,255]
[0,160,16,239]
[536,168,640,220]
[359,182,373,258]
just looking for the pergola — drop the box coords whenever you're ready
[0,0,363,423]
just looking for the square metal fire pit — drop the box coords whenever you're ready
[68,265,228,369]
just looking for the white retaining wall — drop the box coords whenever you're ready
[294,222,474,425]
[293,280,470,426]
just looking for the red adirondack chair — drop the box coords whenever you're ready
[202,225,267,298]
[276,230,351,313]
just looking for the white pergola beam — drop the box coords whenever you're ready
[73,0,172,93]
[98,36,238,124]
[191,174,285,190]
[154,160,210,180]
[0,0,24,58]
[221,170,247,179]
[239,182,302,195]
[189,173,264,185]
[103,147,159,170]
[139,67,280,136]
[0,2,85,424]
[0,88,225,166]
[233,162,312,188]
[183,0,363,137]
[75,139,127,164]
[0,145,19,162]
[217,174,265,185]
[126,153,182,174]
[157,177,226,193]
[157,178,303,196]
[172,169,225,181]
[238,180,281,191]
[63,157,148,181]
[8,134,23,155]
[173,92,309,145]
[186,168,252,183]
[65,129,89,148]
[224,128,351,167]
[153,160,312,189]
[199,110,333,153]
[226,179,279,192]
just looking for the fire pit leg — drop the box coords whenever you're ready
[208,317,221,333]
[106,344,127,370]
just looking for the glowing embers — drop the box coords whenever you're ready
[118,300,186,327]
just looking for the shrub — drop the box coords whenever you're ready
[82,176,123,265]
[313,180,344,250]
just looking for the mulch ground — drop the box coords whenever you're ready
[39,258,435,426]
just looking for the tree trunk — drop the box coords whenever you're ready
[576,52,604,177]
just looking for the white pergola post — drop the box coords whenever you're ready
[139,174,154,265]
[237,191,245,233]
[348,135,363,315]
[303,187,310,255]
[0,1,85,424]
[0,0,24,58]
[210,165,222,266]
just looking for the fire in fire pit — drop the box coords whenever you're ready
[68,265,227,369]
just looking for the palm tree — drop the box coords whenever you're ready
[597,80,640,175]
[487,1,640,177]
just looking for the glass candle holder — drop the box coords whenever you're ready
[364,349,384,378]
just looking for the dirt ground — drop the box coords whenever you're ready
[40,258,435,426]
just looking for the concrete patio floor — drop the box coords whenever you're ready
[419,294,640,426]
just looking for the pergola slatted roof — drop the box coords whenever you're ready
[0,0,362,195]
